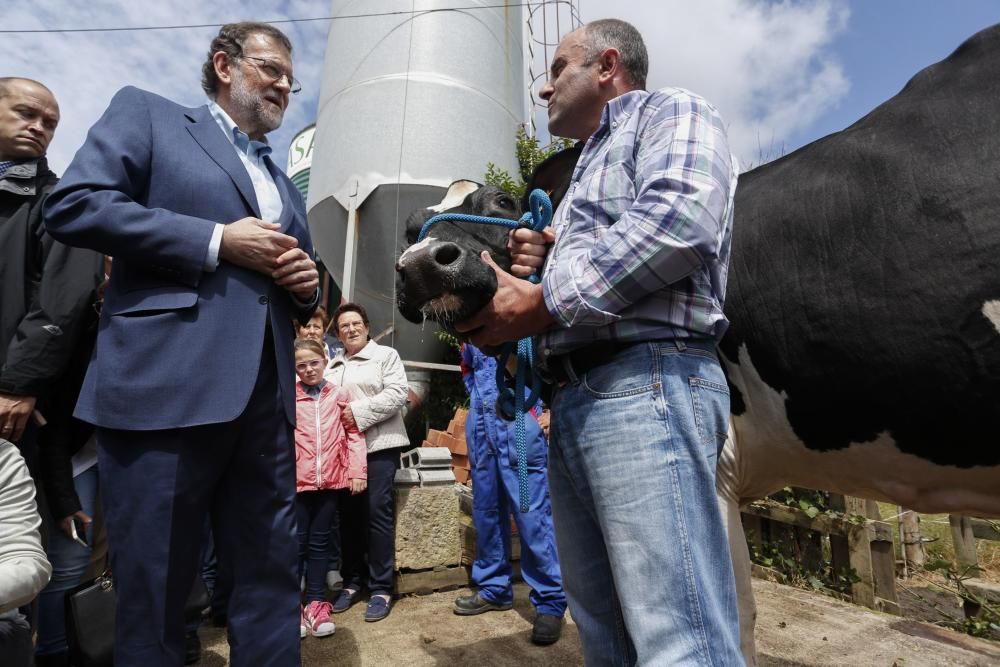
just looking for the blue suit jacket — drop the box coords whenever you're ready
[44,86,315,430]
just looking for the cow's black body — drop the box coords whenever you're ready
[720,25,1000,468]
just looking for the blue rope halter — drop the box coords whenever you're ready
[416,189,553,512]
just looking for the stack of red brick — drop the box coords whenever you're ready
[422,407,470,485]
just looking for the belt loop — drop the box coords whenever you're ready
[560,354,579,384]
[675,339,687,352]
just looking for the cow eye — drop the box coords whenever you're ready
[497,195,514,210]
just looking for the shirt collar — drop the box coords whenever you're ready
[331,339,375,365]
[0,157,37,180]
[596,89,648,137]
[207,100,272,159]
[301,379,327,396]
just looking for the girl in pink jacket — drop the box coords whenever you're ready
[293,339,367,639]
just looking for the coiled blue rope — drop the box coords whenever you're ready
[417,189,552,512]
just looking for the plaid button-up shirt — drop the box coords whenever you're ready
[538,88,739,359]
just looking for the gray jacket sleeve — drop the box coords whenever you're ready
[0,440,51,612]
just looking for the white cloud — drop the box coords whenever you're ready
[557,0,851,168]
[4,0,330,172]
[7,1,848,173]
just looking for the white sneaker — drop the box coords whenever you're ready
[299,605,307,639]
[326,569,343,591]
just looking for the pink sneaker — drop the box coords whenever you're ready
[300,605,307,639]
[304,600,336,638]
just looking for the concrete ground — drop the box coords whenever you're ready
[194,579,1000,666]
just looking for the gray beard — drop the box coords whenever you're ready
[230,70,282,135]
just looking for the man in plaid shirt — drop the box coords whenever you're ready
[457,19,744,666]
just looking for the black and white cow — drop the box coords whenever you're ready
[397,24,1000,663]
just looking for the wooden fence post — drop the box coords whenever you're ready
[864,500,899,614]
[899,509,925,570]
[949,514,979,571]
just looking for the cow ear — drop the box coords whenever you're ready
[403,209,429,245]
[524,143,583,211]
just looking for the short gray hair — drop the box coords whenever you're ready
[582,19,648,90]
[201,22,293,96]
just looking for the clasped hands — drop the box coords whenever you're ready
[219,217,318,299]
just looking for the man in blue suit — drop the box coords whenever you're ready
[45,22,318,666]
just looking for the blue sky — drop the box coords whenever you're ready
[5,1,999,174]
[784,1,1000,158]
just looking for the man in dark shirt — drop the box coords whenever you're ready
[0,77,102,475]
[0,76,103,667]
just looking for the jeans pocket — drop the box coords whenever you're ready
[580,347,658,399]
[688,376,730,456]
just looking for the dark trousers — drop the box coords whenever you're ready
[340,449,400,595]
[295,490,339,603]
[97,341,300,667]
[0,611,32,667]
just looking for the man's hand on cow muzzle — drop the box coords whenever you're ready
[454,251,555,348]
[507,227,555,279]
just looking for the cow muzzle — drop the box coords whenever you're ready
[395,238,497,327]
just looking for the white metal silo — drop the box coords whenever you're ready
[308,0,525,366]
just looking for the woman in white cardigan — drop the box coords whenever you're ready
[324,303,409,622]
[0,438,51,665]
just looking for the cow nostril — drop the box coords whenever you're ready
[434,244,461,266]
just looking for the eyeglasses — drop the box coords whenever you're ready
[238,55,302,94]
[295,359,324,372]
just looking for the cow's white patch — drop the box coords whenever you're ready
[428,180,480,213]
[398,236,436,267]
[718,343,1000,516]
[983,300,1000,334]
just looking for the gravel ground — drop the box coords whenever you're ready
[193,579,1000,666]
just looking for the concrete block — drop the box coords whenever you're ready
[394,486,461,570]
[401,446,452,470]
[394,468,420,487]
[418,468,456,487]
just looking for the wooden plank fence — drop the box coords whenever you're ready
[743,494,1000,620]
[948,514,1000,617]
[742,494,899,614]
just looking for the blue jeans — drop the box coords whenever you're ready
[548,340,743,666]
[296,490,339,603]
[36,465,100,656]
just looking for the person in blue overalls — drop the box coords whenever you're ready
[454,344,566,645]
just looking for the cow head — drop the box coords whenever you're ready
[396,180,521,328]
[395,144,582,330]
